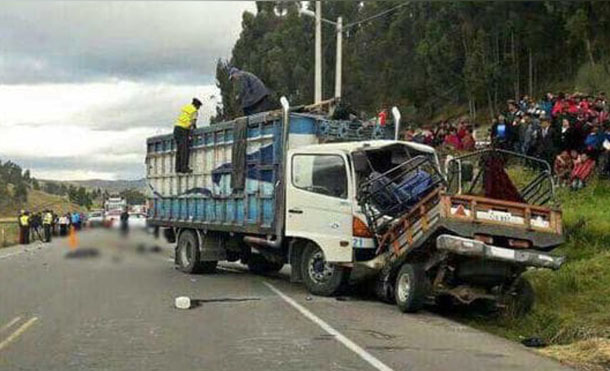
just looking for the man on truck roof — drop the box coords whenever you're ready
[229,67,274,116]
[174,98,202,174]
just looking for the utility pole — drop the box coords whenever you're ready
[314,1,322,104]
[334,16,343,99]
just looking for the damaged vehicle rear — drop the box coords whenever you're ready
[355,147,565,315]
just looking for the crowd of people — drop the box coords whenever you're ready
[17,210,83,245]
[394,91,610,190]
[402,121,477,152]
[489,92,610,189]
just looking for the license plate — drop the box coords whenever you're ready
[489,246,515,260]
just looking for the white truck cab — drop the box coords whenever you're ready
[285,140,440,264]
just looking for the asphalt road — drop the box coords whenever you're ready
[0,229,570,371]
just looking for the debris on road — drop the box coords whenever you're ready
[65,247,100,259]
[522,337,547,348]
[175,296,191,309]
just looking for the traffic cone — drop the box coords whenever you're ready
[68,226,78,250]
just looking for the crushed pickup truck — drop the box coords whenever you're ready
[357,148,565,315]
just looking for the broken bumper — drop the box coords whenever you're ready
[436,235,565,270]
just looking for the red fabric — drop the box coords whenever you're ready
[484,156,524,203]
[378,111,387,126]
[457,126,467,139]
[571,159,595,181]
[567,101,579,115]
[444,134,462,150]
[461,134,475,151]
[552,100,564,117]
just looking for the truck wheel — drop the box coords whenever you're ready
[247,254,283,275]
[176,230,216,274]
[395,263,427,313]
[301,244,349,296]
[502,277,534,317]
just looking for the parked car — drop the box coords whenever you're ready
[128,213,147,229]
[87,211,104,227]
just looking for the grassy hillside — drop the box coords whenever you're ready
[0,189,86,247]
[48,178,147,193]
[0,188,86,218]
[462,179,610,370]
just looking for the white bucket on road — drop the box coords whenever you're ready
[175,296,191,309]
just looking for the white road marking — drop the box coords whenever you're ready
[0,317,38,352]
[0,317,21,333]
[263,282,394,371]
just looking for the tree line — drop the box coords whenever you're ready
[213,1,610,123]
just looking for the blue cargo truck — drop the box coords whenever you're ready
[146,98,564,313]
[146,98,406,296]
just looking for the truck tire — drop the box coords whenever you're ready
[247,254,283,275]
[176,230,217,274]
[502,277,535,317]
[301,243,349,296]
[394,263,427,313]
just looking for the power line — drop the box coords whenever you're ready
[344,2,410,30]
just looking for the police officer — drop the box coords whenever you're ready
[18,210,30,245]
[43,210,53,243]
[174,98,202,174]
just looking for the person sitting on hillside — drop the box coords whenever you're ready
[461,127,476,151]
[229,67,274,116]
[444,127,462,150]
[554,150,573,187]
[571,152,596,190]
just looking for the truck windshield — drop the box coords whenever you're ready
[292,154,348,198]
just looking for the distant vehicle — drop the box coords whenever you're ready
[87,210,104,227]
[104,209,122,228]
[128,213,147,229]
[104,196,126,213]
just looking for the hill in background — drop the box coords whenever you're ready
[47,178,147,193]
[0,188,85,218]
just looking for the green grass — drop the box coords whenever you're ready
[0,222,19,248]
[456,179,610,368]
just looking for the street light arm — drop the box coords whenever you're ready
[299,8,337,25]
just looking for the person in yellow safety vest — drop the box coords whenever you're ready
[43,210,54,243]
[18,210,30,245]
[174,98,202,173]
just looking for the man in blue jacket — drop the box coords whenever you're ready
[229,67,274,116]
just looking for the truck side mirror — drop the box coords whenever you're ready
[352,151,369,172]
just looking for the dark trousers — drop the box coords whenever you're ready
[19,226,29,244]
[243,95,274,116]
[174,126,190,173]
[60,225,67,236]
[44,224,52,242]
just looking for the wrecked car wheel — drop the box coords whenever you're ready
[501,277,535,317]
[395,263,427,313]
[247,254,283,275]
[301,244,348,296]
[177,230,216,274]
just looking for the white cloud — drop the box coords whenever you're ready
[0,81,220,179]
[0,1,255,180]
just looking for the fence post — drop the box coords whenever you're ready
[1,227,5,247]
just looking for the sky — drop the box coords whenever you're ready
[0,1,256,180]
